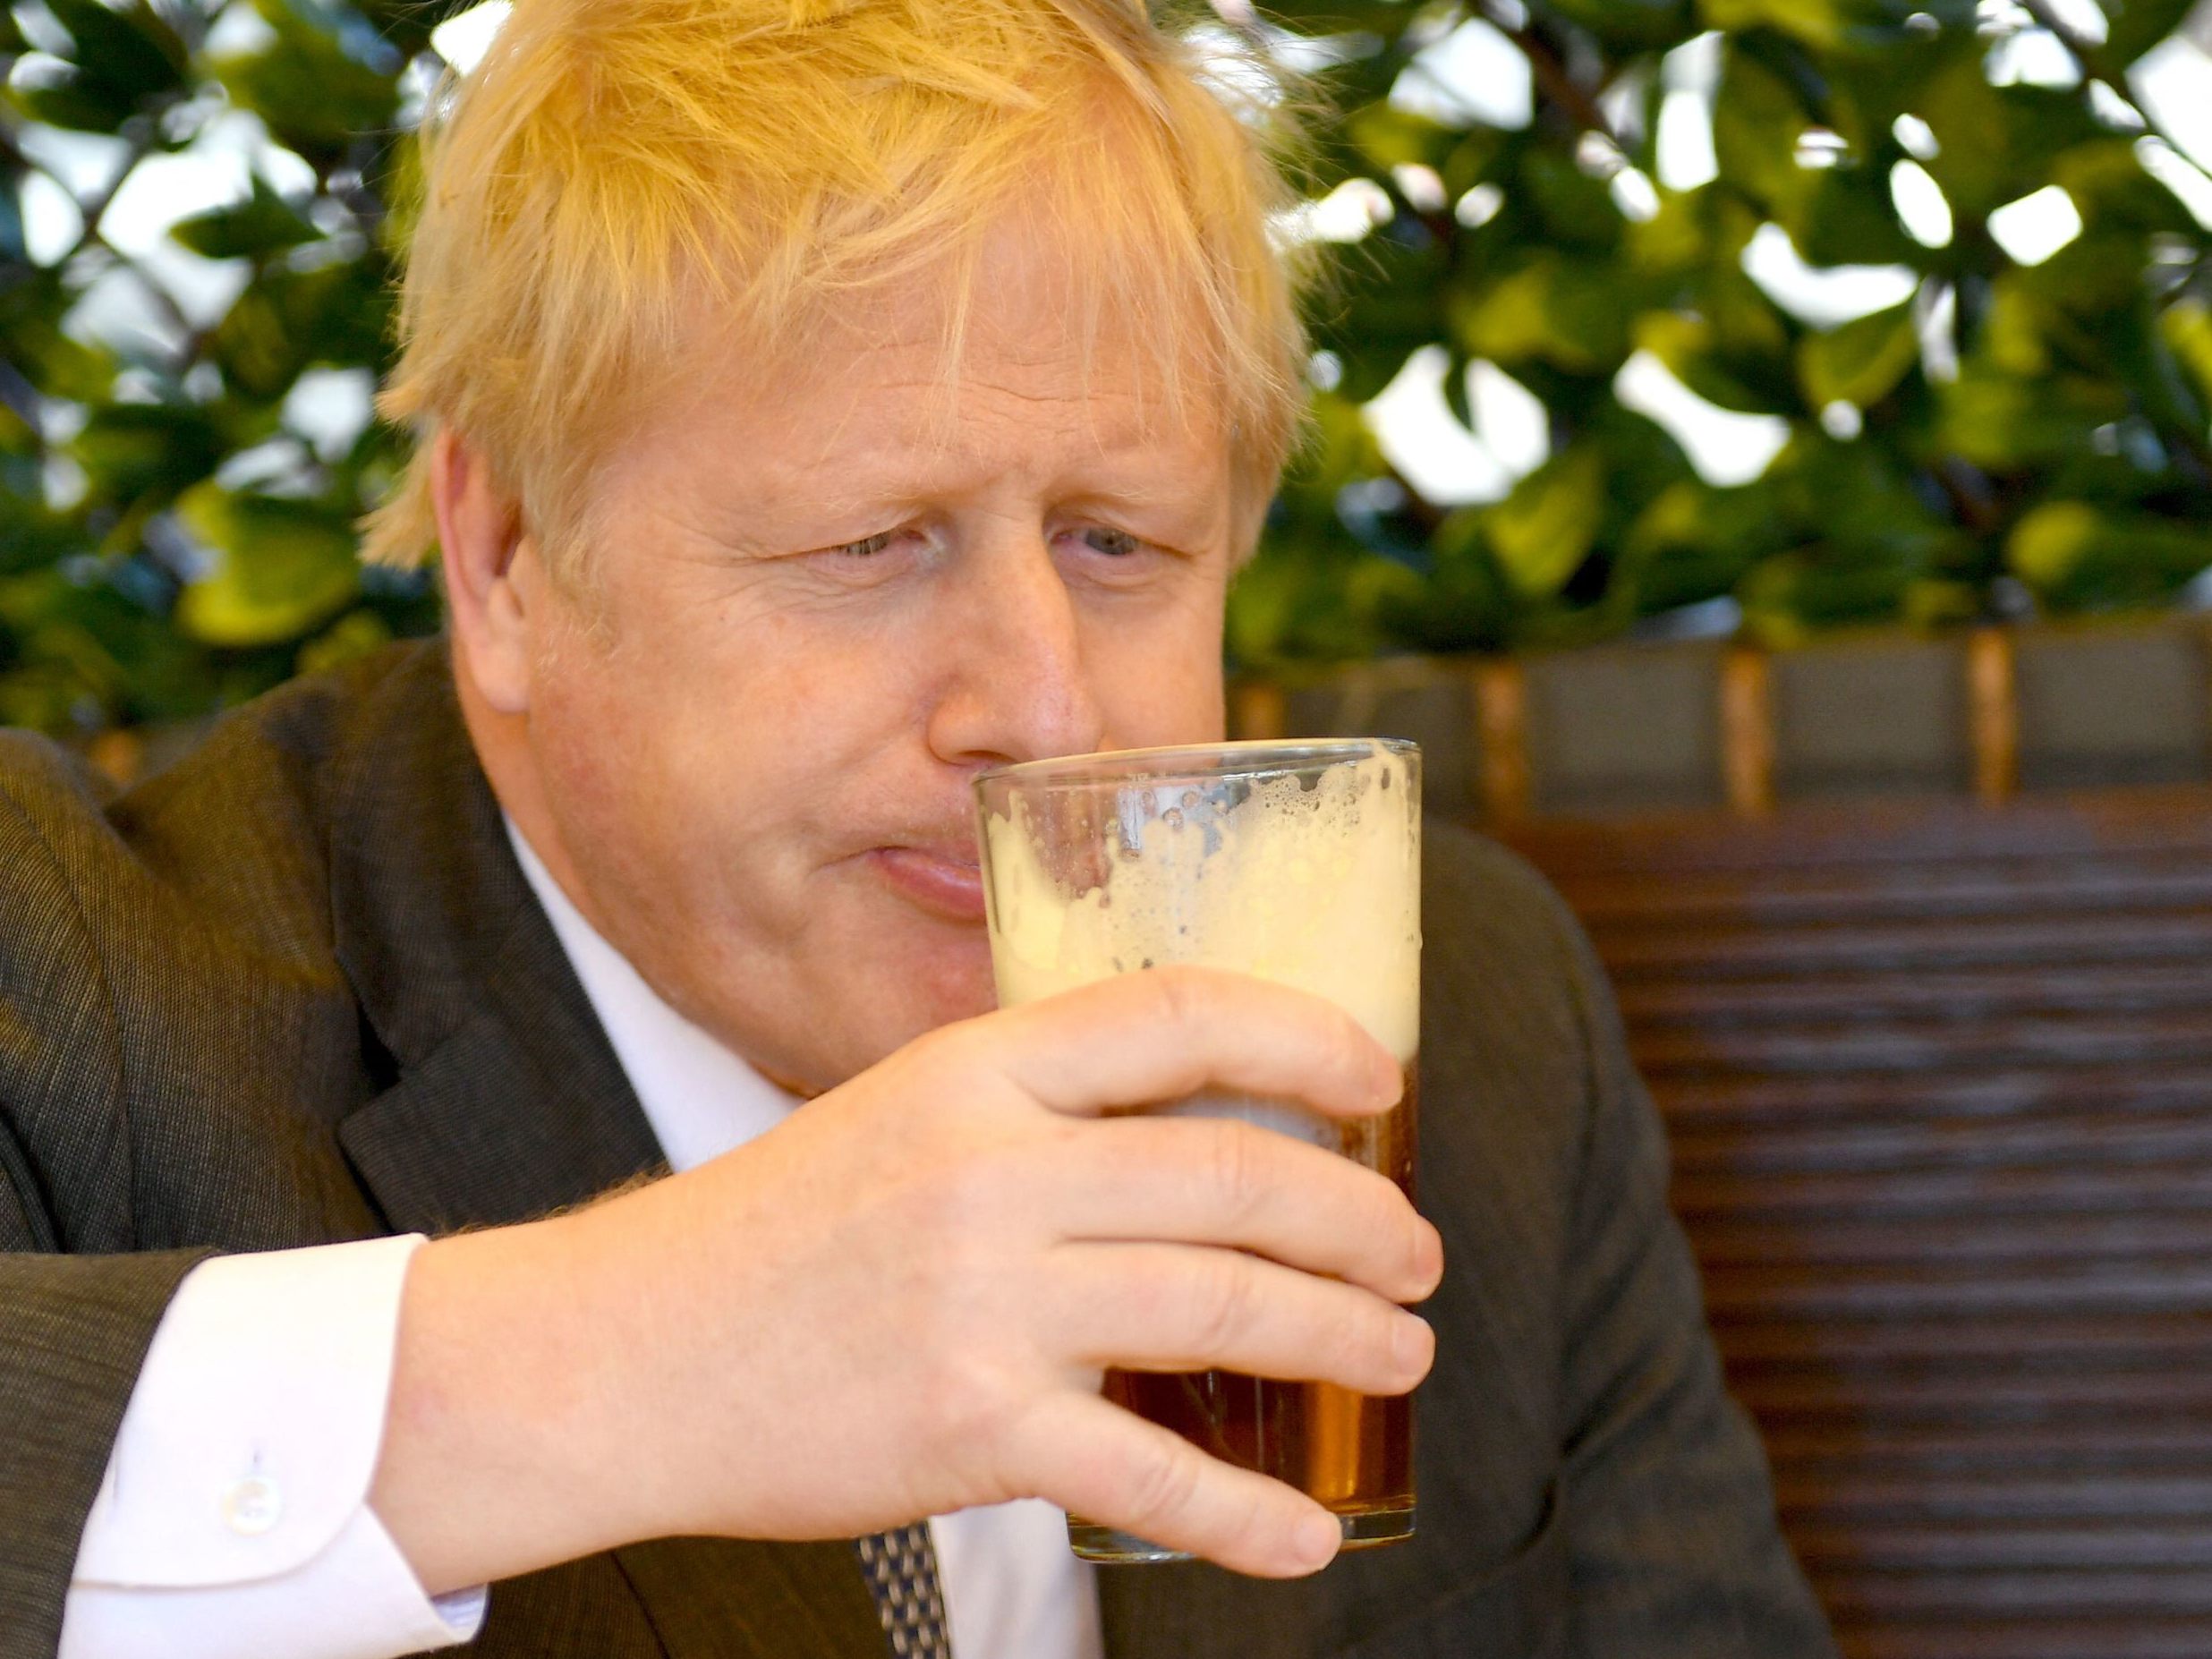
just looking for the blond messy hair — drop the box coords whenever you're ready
[361,0,1320,582]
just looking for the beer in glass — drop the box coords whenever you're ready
[972,739,1420,1562]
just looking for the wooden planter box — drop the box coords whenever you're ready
[1235,617,2212,823]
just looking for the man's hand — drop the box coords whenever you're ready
[370,967,1442,1593]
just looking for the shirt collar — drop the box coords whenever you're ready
[503,817,800,1173]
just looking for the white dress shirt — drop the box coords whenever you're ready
[59,823,1102,1659]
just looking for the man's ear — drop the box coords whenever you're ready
[432,429,540,716]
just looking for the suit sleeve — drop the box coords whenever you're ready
[1541,896,1841,1658]
[0,1168,211,1659]
[62,1238,487,1659]
[0,772,214,1659]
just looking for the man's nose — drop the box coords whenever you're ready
[927,534,1106,767]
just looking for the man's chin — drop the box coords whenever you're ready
[906,943,1001,1030]
[816,932,999,1073]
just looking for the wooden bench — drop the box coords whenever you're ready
[1502,787,2212,1659]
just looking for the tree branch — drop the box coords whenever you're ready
[1485,4,1622,146]
[2017,0,2200,166]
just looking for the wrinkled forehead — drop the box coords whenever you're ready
[655,209,1238,478]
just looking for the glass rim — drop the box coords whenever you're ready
[973,736,1419,793]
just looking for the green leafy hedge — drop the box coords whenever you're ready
[3,0,435,734]
[1246,0,2212,663]
[5,0,2212,734]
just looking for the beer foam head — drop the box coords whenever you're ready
[977,742,1420,1062]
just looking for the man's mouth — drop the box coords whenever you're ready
[865,844,987,922]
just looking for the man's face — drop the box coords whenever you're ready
[506,234,1238,1090]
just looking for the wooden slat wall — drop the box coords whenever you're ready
[1504,789,2212,1659]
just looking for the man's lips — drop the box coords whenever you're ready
[865,845,986,922]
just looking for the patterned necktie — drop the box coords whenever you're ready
[854,1523,953,1657]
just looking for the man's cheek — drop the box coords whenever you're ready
[1088,607,1224,742]
[1116,662,1224,745]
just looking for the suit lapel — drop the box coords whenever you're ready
[326,642,667,1229]
[324,642,889,1659]
[336,908,665,1234]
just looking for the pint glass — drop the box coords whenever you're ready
[971,739,1421,1563]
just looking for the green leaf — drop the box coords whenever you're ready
[172,177,324,259]
[2161,299,2212,406]
[13,0,185,129]
[1542,0,1700,52]
[0,472,78,576]
[1711,41,1809,215]
[1914,55,2105,218]
[1938,370,2129,469]
[1387,507,1517,652]
[1517,149,1624,253]
[2099,0,2198,65]
[2014,229,2156,319]
[212,259,394,398]
[2006,498,2101,589]
[1226,539,1399,664]
[2054,139,2195,238]
[1345,106,1456,175]
[1588,403,1701,511]
[1791,166,1919,266]
[11,76,140,132]
[1485,444,1607,600]
[71,403,225,506]
[1452,254,1636,374]
[212,0,398,155]
[1619,477,1790,612]
[1737,544,1927,641]
[294,606,393,677]
[174,485,362,647]
[0,282,115,403]
[1624,191,1719,281]
[1701,0,1926,55]
[1711,38,1922,261]
[2007,499,2212,607]
[1637,310,1796,412]
[1435,127,1510,204]
[1798,298,1918,408]
[1770,432,1958,560]
[41,0,187,104]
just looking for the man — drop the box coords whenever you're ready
[0,0,1836,1654]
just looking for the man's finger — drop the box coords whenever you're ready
[980,966,1402,1123]
[1045,1115,1441,1303]
[1045,1242,1435,1396]
[1005,1391,1344,1579]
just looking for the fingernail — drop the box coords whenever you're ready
[1393,1314,1434,1379]
[1373,1053,1401,1108]
[1297,1512,1340,1568]
[1417,1221,1445,1291]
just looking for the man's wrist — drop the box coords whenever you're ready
[370,1209,659,1595]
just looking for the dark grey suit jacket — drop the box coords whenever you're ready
[0,641,1835,1659]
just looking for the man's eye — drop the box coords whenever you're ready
[834,532,898,558]
[1079,527,1144,557]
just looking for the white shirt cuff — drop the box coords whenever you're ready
[64,1508,484,1659]
[64,1236,487,1658]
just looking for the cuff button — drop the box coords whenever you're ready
[221,1476,283,1536]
